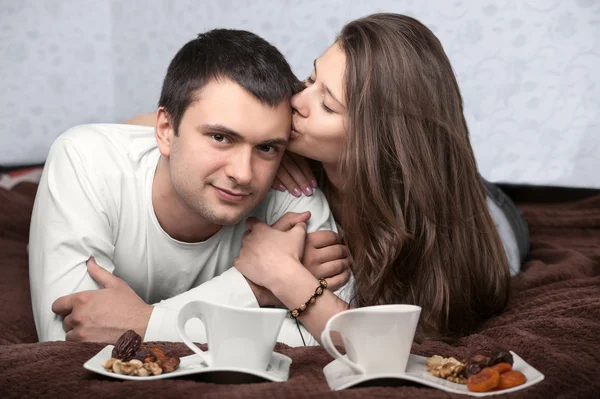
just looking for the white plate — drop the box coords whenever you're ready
[84,345,291,383]
[323,351,544,396]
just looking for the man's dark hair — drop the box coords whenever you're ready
[158,28,303,134]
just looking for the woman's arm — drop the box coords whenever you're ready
[270,263,350,345]
[122,112,156,126]
[234,219,352,345]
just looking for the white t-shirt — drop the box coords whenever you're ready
[29,124,353,346]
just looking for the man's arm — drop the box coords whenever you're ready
[29,135,119,341]
[143,189,352,346]
[30,131,264,343]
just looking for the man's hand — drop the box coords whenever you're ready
[238,211,352,306]
[51,257,153,343]
[302,230,352,290]
[271,211,352,291]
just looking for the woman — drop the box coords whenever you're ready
[129,13,529,342]
[234,13,529,342]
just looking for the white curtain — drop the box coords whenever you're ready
[1,0,599,188]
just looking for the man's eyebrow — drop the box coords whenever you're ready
[199,124,288,146]
[314,58,346,109]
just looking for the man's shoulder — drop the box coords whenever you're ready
[250,188,332,223]
[56,123,156,161]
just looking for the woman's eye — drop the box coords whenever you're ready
[212,134,230,143]
[305,76,315,85]
[321,102,334,114]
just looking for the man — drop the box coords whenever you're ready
[29,29,351,346]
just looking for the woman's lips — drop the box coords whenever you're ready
[290,129,300,139]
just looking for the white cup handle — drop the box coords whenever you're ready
[176,301,212,366]
[321,314,366,374]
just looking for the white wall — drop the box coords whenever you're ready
[1,0,599,188]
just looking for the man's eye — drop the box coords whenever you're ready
[212,134,230,143]
[258,145,277,154]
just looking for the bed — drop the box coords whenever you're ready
[1,180,598,398]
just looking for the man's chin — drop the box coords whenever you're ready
[206,209,247,226]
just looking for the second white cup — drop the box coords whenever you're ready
[321,304,421,375]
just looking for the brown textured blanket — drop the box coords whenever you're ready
[1,182,599,398]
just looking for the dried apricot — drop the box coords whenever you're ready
[467,368,501,392]
[498,370,527,389]
[489,362,512,374]
[148,347,166,361]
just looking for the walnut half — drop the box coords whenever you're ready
[426,355,467,384]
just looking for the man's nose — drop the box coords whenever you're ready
[225,149,253,186]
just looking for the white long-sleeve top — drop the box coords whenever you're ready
[29,124,353,346]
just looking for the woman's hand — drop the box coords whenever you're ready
[272,152,318,197]
[122,112,156,127]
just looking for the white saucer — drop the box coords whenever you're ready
[84,345,291,383]
[323,351,544,396]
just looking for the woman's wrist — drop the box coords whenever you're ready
[269,264,320,311]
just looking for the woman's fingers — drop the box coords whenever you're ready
[280,153,314,196]
[287,152,318,188]
[275,162,302,197]
[271,177,286,192]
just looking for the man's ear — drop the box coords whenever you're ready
[156,107,175,157]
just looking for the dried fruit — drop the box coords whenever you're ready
[159,356,181,373]
[467,367,501,392]
[489,362,512,374]
[465,354,491,377]
[133,349,157,363]
[148,347,166,361]
[498,370,527,389]
[112,330,142,361]
[488,350,513,367]
[104,331,180,377]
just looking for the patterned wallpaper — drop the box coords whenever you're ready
[1,0,599,188]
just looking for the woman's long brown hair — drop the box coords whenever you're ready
[336,13,511,338]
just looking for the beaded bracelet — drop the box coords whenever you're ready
[290,278,328,318]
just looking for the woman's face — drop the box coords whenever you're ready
[289,43,347,165]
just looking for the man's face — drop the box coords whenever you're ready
[161,78,291,226]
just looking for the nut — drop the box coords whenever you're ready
[426,356,466,382]
[112,359,124,374]
[144,362,163,376]
[112,330,143,361]
[102,358,117,371]
[447,375,468,384]
[136,367,150,377]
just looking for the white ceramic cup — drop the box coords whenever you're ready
[321,304,421,375]
[176,300,287,371]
